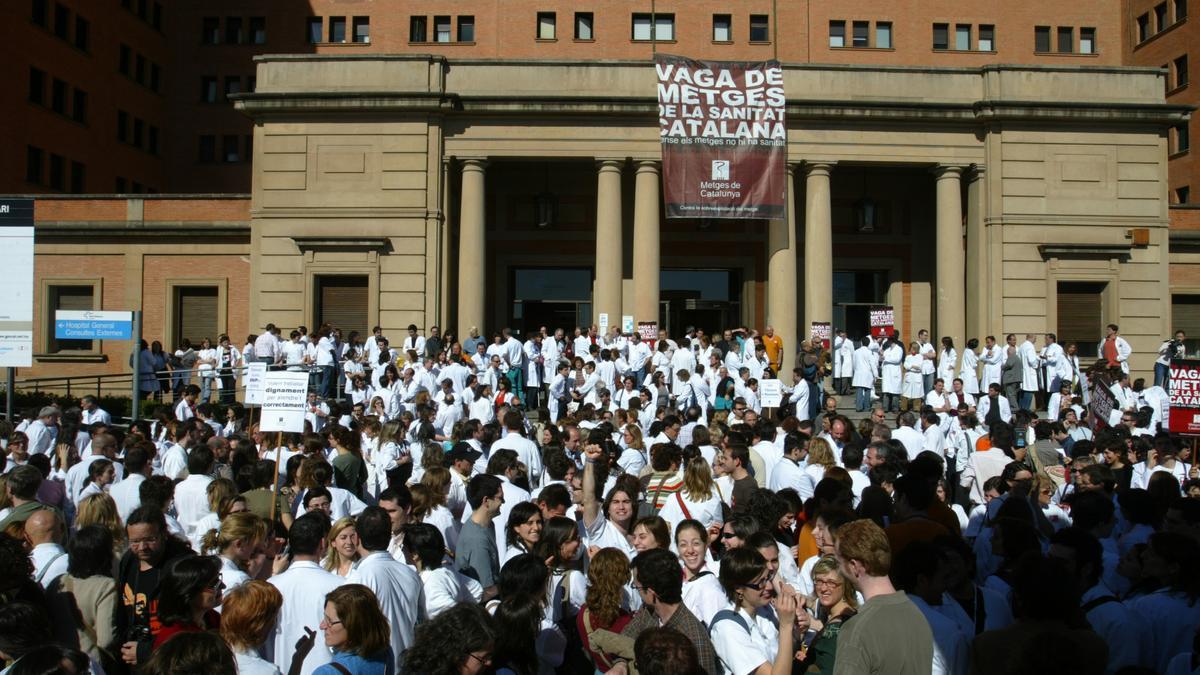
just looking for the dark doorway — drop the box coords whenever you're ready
[1057,281,1104,358]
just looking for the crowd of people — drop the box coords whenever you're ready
[1,320,1198,675]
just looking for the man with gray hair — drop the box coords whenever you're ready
[66,433,124,505]
[24,406,59,456]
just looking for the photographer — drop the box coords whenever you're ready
[116,506,194,666]
[1155,330,1187,389]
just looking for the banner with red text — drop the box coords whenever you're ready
[1169,359,1200,435]
[656,54,787,220]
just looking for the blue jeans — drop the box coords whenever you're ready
[882,393,899,412]
[855,386,871,412]
[1154,362,1169,389]
[199,374,214,402]
[923,373,935,396]
[318,366,335,399]
[1019,390,1034,411]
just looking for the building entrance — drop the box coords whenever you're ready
[660,269,742,336]
[833,270,888,340]
[509,267,592,336]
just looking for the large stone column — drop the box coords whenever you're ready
[768,163,799,374]
[457,159,487,335]
[965,165,987,341]
[803,162,834,337]
[934,165,965,351]
[632,161,660,325]
[594,160,624,328]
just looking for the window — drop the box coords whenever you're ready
[955,24,970,50]
[575,12,593,40]
[329,16,346,42]
[49,153,65,190]
[132,118,144,148]
[409,16,427,42]
[223,135,240,162]
[250,16,266,43]
[458,16,475,42]
[115,177,126,193]
[74,16,88,50]
[26,146,43,184]
[315,276,369,338]
[829,20,845,47]
[32,0,47,26]
[148,126,158,154]
[1175,55,1189,87]
[224,76,241,99]
[135,54,145,84]
[1057,26,1073,52]
[852,21,868,47]
[117,110,128,142]
[876,21,892,48]
[434,16,451,42]
[1177,0,1188,21]
[201,76,217,102]
[47,285,96,352]
[1176,123,1190,153]
[72,89,86,123]
[750,15,770,42]
[29,67,44,104]
[979,24,994,51]
[54,3,69,39]
[306,17,322,44]
[119,44,130,74]
[632,13,673,41]
[225,16,243,44]
[1057,282,1105,358]
[150,63,160,92]
[353,16,369,43]
[202,16,219,44]
[69,161,84,193]
[1137,14,1150,42]
[932,23,948,50]
[713,14,731,42]
[537,12,556,40]
[174,287,220,348]
[198,135,215,162]
[1155,2,1168,30]
[51,78,66,114]
[1035,26,1050,52]
[1176,185,1191,203]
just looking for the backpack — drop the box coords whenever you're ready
[708,608,751,635]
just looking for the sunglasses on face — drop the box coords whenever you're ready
[740,572,776,591]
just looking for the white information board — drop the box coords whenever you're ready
[259,371,309,432]
[244,362,267,405]
[0,200,34,367]
[759,379,783,408]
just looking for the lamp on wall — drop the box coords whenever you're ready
[535,163,557,229]
[854,169,875,233]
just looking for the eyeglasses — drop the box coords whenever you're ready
[740,572,776,591]
[721,532,737,540]
[813,578,843,589]
[322,615,343,627]
[207,579,225,592]
[468,652,493,666]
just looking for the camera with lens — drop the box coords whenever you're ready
[125,624,152,644]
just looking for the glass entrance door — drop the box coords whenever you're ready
[660,269,742,336]
[833,270,888,340]
[510,267,592,336]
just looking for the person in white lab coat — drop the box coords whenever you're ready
[1098,324,1133,375]
[1018,334,1041,411]
[918,329,938,395]
[880,336,905,413]
[852,336,880,412]
[1040,333,1070,394]
[902,342,926,409]
[522,334,544,409]
[269,513,344,675]
[937,337,958,385]
[833,330,855,395]
[958,338,981,395]
[980,335,1005,390]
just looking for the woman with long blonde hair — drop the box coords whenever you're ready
[412,468,459,551]
[323,516,360,577]
[617,425,647,476]
[804,438,838,484]
[202,511,269,593]
[658,446,724,535]
[75,493,126,554]
[577,548,634,672]
[190,478,242,552]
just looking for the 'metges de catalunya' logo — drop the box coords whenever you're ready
[711,160,730,180]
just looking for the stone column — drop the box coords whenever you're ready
[457,159,487,335]
[803,162,834,336]
[965,165,987,341]
[768,164,799,375]
[934,165,965,351]
[594,160,624,328]
[632,161,660,324]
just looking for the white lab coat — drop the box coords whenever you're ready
[268,560,344,675]
[937,348,957,383]
[523,340,544,388]
[1019,340,1040,392]
[881,343,905,394]
[851,345,878,388]
[1040,342,1070,390]
[542,337,562,382]
[981,345,1004,388]
[976,395,1012,425]
[345,551,425,672]
[1097,336,1133,374]
[903,354,925,398]
[833,336,854,379]
[958,348,980,395]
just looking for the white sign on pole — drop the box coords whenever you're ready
[599,313,610,333]
[259,371,309,433]
[244,362,268,405]
[0,200,34,368]
[622,315,635,334]
[759,379,783,408]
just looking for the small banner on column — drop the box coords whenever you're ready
[656,54,787,220]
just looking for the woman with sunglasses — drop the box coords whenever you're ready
[152,555,224,648]
[796,556,858,675]
[712,547,803,675]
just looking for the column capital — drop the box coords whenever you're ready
[931,164,967,180]
[803,161,836,177]
[460,158,488,171]
[596,158,625,171]
[968,163,986,179]
[634,160,661,173]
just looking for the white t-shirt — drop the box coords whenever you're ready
[710,606,779,675]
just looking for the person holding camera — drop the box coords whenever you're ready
[116,506,195,666]
[1155,329,1187,389]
